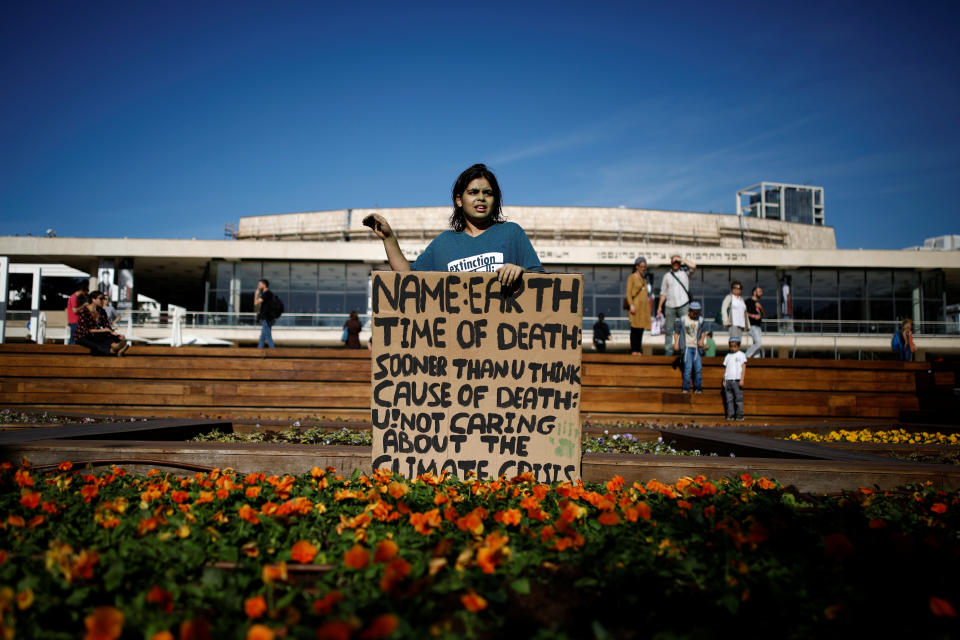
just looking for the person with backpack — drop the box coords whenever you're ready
[893,318,917,361]
[254,279,278,349]
[657,254,697,356]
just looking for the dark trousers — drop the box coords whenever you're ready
[724,380,744,419]
[629,327,645,353]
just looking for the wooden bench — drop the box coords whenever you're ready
[0,344,929,422]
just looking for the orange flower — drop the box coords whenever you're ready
[702,505,716,519]
[676,500,692,511]
[379,556,411,594]
[494,508,522,526]
[344,544,370,569]
[605,475,625,493]
[739,473,754,488]
[312,590,344,615]
[178,618,212,640]
[290,540,318,564]
[81,484,99,502]
[316,620,355,640]
[244,595,268,619]
[28,515,44,528]
[930,596,957,618]
[15,588,33,610]
[195,491,214,504]
[374,539,399,563]
[84,605,124,640]
[20,490,41,509]
[14,469,34,487]
[149,632,174,640]
[58,461,74,472]
[238,504,260,524]
[756,477,776,490]
[461,590,488,613]
[868,518,887,529]
[7,515,25,528]
[931,502,948,514]
[387,481,409,498]
[246,625,274,640]
[146,585,174,613]
[170,490,190,504]
[456,508,487,535]
[261,562,288,585]
[359,614,399,639]
[409,509,442,535]
[597,511,620,526]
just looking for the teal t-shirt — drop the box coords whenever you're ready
[704,337,717,357]
[412,222,543,273]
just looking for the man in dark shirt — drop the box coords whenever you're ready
[254,279,276,349]
[745,286,765,358]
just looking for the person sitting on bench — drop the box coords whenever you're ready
[75,293,129,356]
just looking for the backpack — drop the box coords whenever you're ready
[270,295,284,321]
[891,329,903,354]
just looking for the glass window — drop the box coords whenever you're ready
[290,264,318,290]
[703,296,724,321]
[730,269,756,292]
[236,262,262,290]
[592,267,622,295]
[755,269,777,299]
[262,263,290,291]
[866,271,892,298]
[207,291,229,312]
[701,268,729,300]
[213,262,233,290]
[785,270,811,298]
[893,271,918,299]
[594,296,621,318]
[581,296,595,319]
[792,298,811,321]
[317,293,344,314]
[869,299,893,322]
[813,299,838,320]
[319,265,345,290]
[346,264,370,288]
[686,269,704,297]
[812,270,838,298]
[288,292,317,314]
[840,299,866,332]
[345,293,368,317]
[895,299,917,322]
[839,270,865,298]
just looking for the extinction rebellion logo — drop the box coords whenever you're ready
[446,252,504,273]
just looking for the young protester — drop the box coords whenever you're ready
[363,164,543,284]
[722,336,748,420]
[592,312,611,352]
[672,301,706,393]
[625,256,651,354]
[703,331,717,357]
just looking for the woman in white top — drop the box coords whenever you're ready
[720,280,750,339]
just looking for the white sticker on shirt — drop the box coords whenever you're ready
[446,252,504,273]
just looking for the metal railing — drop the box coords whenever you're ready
[587,316,960,337]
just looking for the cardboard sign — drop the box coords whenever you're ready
[371,271,583,483]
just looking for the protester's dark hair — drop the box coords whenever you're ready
[752,285,761,296]
[90,291,104,301]
[597,313,605,320]
[76,293,89,305]
[450,164,504,231]
[349,310,359,321]
[259,279,269,288]
[731,280,742,291]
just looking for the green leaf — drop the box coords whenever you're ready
[103,558,125,592]
[510,578,531,595]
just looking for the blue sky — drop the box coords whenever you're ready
[2,1,957,249]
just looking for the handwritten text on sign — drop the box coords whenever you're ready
[370,272,583,482]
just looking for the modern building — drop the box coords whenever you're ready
[2,204,958,357]
[736,182,825,226]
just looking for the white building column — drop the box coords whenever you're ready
[0,257,8,344]
[30,265,41,342]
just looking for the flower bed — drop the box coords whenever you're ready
[2,462,959,639]
[784,429,960,445]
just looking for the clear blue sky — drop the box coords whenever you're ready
[2,1,957,249]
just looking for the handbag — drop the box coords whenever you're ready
[341,326,349,343]
[622,297,630,311]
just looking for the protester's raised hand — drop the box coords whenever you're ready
[496,263,525,288]
[362,214,394,240]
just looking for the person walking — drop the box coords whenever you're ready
[744,286,765,358]
[343,310,363,349]
[657,255,696,356]
[254,279,276,349]
[721,281,750,339]
[625,256,651,354]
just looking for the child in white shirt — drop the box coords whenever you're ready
[722,336,748,420]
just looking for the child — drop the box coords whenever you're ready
[673,301,705,393]
[703,331,716,357]
[592,312,611,352]
[722,336,747,420]
[363,164,543,285]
